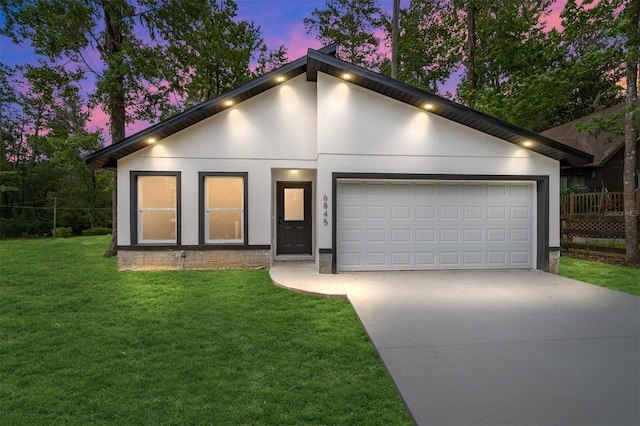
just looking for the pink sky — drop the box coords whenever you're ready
[1,0,573,142]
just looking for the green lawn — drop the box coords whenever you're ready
[0,236,411,425]
[559,256,640,296]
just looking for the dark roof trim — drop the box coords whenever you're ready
[86,44,592,169]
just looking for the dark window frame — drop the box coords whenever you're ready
[130,171,181,246]
[198,172,249,246]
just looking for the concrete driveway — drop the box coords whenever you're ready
[342,270,639,425]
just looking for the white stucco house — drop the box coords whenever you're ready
[86,45,592,274]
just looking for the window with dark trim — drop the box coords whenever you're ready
[130,171,181,245]
[199,172,248,245]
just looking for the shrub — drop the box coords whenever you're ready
[82,227,112,236]
[560,183,590,195]
[52,227,73,238]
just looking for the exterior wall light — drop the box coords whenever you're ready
[423,103,434,110]
[146,137,156,144]
[224,100,234,107]
[276,76,285,83]
[342,73,352,80]
[523,141,533,148]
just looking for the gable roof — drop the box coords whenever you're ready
[86,46,593,169]
[540,103,625,167]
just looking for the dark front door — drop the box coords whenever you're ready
[277,181,312,255]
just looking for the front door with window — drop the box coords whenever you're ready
[277,181,312,255]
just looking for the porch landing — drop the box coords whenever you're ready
[269,261,348,298]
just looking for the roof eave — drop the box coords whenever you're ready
[305,48,593,167]
[85,58,315,168]
[85,43,593,169]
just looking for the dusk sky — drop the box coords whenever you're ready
[1,0,569,140]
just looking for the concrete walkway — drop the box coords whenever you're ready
[270,263,640,425]
[270,261,348,298]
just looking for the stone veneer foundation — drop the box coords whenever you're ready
[119,248,558,274]
[548,249,560,274]
[118,249,270,271]
[318,249,333,274]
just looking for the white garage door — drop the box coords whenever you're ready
[337,180,535,271]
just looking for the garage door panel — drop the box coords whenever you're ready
[366,252,386,265]
[366,206,386,219]
[487,207,507,219]
[464,184,483,197]
[366,183,387,196]
[416,252,436,265]
[391,206,411,220]
[440,229,460,242]
[337,180,535,271]
[487,229,506,242]
[511,251,531,264]
[487,251,508,265]
[416,206,436,219]
[392,184,412,197]
[463,251,483,265]
[464,206,484,219]
[341,229,362,243]
[341,252,362,267]
[511,229,531,242]
[488,184,507,197]
[340,182,363,196]
[416,183,436,196]
[511,206,531,219]
[366,229,387,242]
[511,184,532,197]
[440,252,461,266]
[391,229,412,242]
[441,184,460,196]
[391,252,412,265]
[341,205,362,219]
[440,206,460,219]
[416,229,436,242]
[463,229,483,242]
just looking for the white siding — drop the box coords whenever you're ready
[117,70,561,268]
[117,75,318,246]
[315,72,559,251]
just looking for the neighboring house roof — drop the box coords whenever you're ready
[540,103,625,168]
[86,46,593,169]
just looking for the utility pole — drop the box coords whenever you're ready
[53,195,57,238]
[391,0,400,79]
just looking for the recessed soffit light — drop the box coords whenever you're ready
[423,103,434,110]
[523,141,533,148]
[342,73,352,80]
[276,76,285,83]
[146,137,156,144]
[224,100,234,107]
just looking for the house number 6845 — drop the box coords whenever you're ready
[323,194,328,225]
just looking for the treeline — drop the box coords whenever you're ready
[304,0,627,131]
[0,64,113,238]
[0,0,289,238]
[0,0,634,239]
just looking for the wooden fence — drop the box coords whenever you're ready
[560,191,628,215]
[560,189,640,258]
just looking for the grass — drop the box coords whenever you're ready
[0,236,411,425]
[559,256,640,296]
